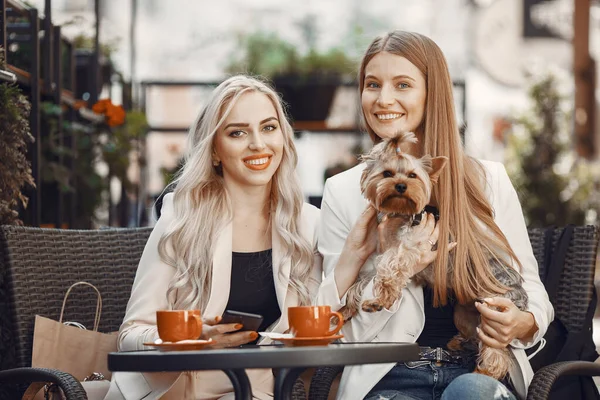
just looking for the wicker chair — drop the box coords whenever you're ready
[0,226,152,400]
[307,225,600,400]
[0,225,308,400]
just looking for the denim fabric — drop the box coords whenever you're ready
[364,362,516,400]
[441,373,516,400]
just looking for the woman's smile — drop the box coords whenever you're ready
[243,153,272,170]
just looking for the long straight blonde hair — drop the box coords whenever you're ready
[158,75,314,311]
[359,31,521,305]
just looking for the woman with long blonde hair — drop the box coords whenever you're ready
[315,31,552,400]
[105,75,321,400]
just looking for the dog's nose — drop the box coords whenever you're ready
[395,183,407,193]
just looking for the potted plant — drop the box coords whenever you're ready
[505,71,600,226]
[226,30,357,122]
[0,47,35,226]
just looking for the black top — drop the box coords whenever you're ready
[416,285,459,349]
[226,249,281,333]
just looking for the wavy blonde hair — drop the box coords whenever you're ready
[158,75,314,312]
[359,31,521,305]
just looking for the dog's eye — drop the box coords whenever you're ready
[408,172,417,178]
[383,171,394,178]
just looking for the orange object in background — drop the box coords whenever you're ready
[92,98,126,127]
[105,104,126,127]
[492,116,512,144]
[92,99,112,114]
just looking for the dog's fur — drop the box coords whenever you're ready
[343,131,528,381]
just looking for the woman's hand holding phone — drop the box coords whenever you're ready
[201,315,258,348]
[220,310,264,332]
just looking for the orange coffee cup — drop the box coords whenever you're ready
[288,305,343,338]
[156,310,202,342]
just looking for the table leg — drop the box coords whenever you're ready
[223,369,252,400]
[273,367,307,400]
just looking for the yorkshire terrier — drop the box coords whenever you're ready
[343,131,528,381]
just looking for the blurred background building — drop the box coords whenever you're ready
[3,0,599,228]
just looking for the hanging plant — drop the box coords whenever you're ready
[0,46,35,225]
[225,27,357,122]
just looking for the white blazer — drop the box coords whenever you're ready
[315,160,554,400]
[104,193,322,400]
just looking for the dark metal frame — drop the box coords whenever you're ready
[0,0,5,51]
[52,24,62,227]
[42,0,52,93]
[64,39,77,229]
[28,6,41,227]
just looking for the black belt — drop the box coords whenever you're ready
[418,346,464,364]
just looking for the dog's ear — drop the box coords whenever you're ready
[428,156,448,184]
[359,142,385,192]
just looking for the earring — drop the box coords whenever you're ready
[212,159,221,167]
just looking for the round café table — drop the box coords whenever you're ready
[108,342,419,400]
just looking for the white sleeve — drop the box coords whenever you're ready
[118,193,177,351]
[315,179,349,309]
[305,205,324,302]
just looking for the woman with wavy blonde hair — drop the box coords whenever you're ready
[315,31,552,400]
[105,75,322,400]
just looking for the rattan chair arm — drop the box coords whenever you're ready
[292,377,307,400]
[308,366,344,400]
[0,367,87,400]
[527,361,600,400]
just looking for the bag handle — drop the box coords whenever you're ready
[59,281,102,332]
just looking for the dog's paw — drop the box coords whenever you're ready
[336,305,358,323]
[361,300,384,312]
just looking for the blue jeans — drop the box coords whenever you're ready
[364,361,516,400]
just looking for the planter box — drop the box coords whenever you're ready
[273,76,339,122]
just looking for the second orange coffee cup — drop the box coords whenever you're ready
[288,305,343,338]
[156,310,202,342]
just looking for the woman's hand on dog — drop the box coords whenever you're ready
[400,212,457,277]
[475,297,538,348]
[345,205,379,262]
[335,206,379,296]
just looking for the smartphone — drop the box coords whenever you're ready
[221,310,264,332]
